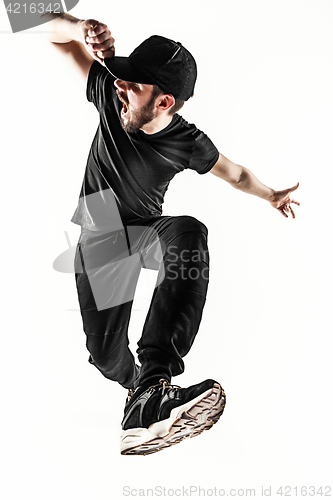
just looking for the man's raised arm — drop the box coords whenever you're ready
[211,153,300,218]
[41,12,115,81]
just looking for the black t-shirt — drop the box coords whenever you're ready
[71,61,219,230]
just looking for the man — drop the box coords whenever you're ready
[44,13,299,456]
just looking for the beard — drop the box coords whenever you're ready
[116,89,157,134]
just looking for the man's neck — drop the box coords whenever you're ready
[140,114,173,135]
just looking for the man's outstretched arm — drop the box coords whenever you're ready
[41,12,115,81]
[210,153,300,218]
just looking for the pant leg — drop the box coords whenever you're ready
[75,215,209,389]
[74,229,141,389]
[132,215,210,387]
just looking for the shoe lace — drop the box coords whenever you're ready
[127,388,135,402]
[150,378,181,396]
[127,379,180,403]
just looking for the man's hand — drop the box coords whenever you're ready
[269,182,300,218]
[79,19,115,63]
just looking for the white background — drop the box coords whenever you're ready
[1,0,332,498]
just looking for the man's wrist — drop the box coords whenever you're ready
[264,187,275,202]
[73,18,85,42]
[43,12,84,43]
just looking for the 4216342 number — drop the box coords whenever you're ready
[5,3,61,14]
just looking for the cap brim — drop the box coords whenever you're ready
[104,56,154,85]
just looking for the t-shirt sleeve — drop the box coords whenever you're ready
[86,60,116,111]
[188,129,219,174]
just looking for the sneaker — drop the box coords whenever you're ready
[120,378,226,455]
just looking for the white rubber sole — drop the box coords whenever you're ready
[120,382,226,455]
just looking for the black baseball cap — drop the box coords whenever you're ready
[104,35,197,101]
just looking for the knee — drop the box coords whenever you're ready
[173,216,208,236]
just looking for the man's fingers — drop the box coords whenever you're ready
[279,207,288,218]
[85,18,99,32]
[86,29,113,45]
[87,38,115,53]
[84,23,115,55]
[278,201,298,218]
[290,199,300,206]
[87,22,108,37]
[97,48,115,59]
[82,20,115,60]
[275,182,300,199]
[91,52,104,63]
[287,182,300,193]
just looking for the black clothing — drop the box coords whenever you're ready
[73,61,219,388]
[71,61,219,230]
[75,215,209,389]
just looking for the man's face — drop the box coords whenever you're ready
[114,80,160,133]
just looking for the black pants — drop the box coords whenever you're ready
[75,215,209,389]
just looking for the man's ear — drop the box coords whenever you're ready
[157,94,175,112]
